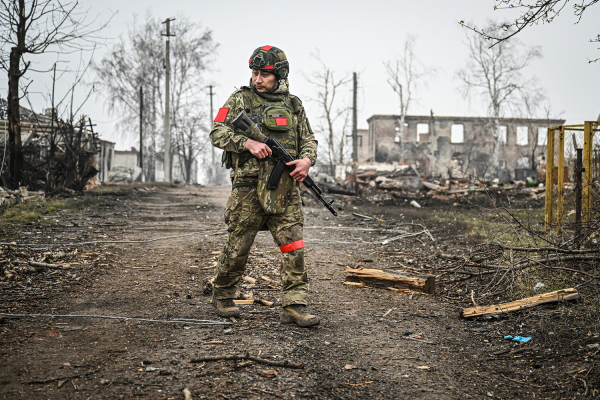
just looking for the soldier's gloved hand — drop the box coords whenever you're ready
[287,157,311,182]
[245,139,272,159]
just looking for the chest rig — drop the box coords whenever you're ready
[224,86,302,173]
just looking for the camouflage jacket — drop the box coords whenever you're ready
[210,79,318,180]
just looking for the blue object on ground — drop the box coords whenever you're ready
[513,336,532,343]
[504,335,531,343]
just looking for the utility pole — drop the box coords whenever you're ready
[162,17,175,182]
[208,85,215,185]
[352,72,358,162]
[139,86,143,173]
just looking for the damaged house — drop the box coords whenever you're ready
[0,99,105,190]
[359,114,565,180]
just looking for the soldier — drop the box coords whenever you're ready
[209,45,319,327]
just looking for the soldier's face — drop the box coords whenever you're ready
[252,69,277,92]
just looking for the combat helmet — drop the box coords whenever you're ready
[249,45,289,79]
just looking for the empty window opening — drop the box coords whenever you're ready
[451,124,464,143]
[516,126,528,145]
[417,123,429,142]
[537,127,548,146]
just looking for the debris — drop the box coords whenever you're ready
[145,366,160,372]
[183,388,192,400]
[190,352,304,369]
[344,365,358,370]
[387,287,427,296]
[587,343,599,349]
[504,335,532,343]
[410,200,421,208]
[533,282,545,290]
[352,212,374,220]
[233,299,254,305]
[260,276,278,286]
[242,276,257,285]
[343,281,366,288]
[461,288,580,318]
[345,267,435,294]
[256,298,274,307]
[416,366,431,370]
[422,181,447,191]
[382,308,395,317]
[28,261,69,270]
[262,370,278,378]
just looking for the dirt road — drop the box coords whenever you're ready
[0,185,587,399]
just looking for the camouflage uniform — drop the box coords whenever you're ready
[210,78,318,307]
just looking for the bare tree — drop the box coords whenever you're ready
[458,22,542,173]
[173,108,206,184]
[93,14,164,181]
[384,35,434,149]
[92,13,216,182]
[306,54,351,174]
[460,1,599,61]
[0,0,104,189]
[169,18,216,183]
[517,90,555,170]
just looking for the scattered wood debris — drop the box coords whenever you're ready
[346,267,435,294]
[461,288,580,318]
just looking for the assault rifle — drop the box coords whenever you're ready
[231,111,338,217]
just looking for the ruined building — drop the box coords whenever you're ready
[357,114,565,179]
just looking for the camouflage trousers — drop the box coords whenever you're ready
[212,186,307,307]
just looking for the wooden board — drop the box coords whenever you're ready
[461,288,579,318]
[345,267,435,294]
[233,299,254,305]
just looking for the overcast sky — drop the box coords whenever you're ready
[4,0,599,150]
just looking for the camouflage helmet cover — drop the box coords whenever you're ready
[249,45,289,79]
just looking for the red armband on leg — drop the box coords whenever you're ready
[280,240,305,253]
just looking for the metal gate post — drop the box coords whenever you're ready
[544,127,556,231]
[582,121,593,222]
[556,126,565,232]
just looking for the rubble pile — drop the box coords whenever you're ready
[311,163,547,202]
[0,186,45,208]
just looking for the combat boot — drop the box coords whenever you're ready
[281,304,320,327]
[212,296,240,318]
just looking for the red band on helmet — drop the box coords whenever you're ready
[261,45,273,51]
[264,65,274,69]
[276,118,288,126]
[249,59,252,63]
[214,108,229,123]
[280,240,305,253]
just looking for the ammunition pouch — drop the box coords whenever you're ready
[257,158,295,214]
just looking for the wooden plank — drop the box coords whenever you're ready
[461,288,579,318]
[345,267,435,294]
[233,299,254,305]
[343,281,366,288]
